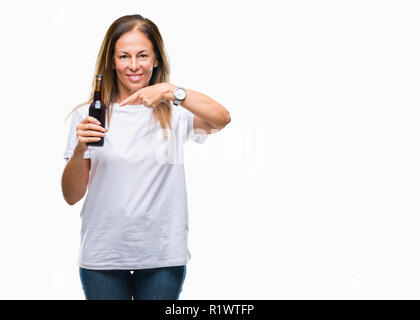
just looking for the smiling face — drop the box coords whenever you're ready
[113,28,158,102]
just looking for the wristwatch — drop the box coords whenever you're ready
[173,87,187,106]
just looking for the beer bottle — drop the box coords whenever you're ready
[87,75,106,147]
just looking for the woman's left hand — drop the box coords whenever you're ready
[120,83,169,108]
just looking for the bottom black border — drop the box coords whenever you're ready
[0,300,417,318]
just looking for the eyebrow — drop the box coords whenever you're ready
[117,50,148,54]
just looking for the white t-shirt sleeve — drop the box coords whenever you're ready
[178,106,208,144]
[63,109,91,160]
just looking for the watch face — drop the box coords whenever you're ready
[175,88,186,100]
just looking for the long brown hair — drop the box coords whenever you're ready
[66,14,172,139]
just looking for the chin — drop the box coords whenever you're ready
[125,82,144,92]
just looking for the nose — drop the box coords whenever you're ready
[129,57,140,71]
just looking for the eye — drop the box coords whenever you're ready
[139,54,148,58]
[119,55,129,59]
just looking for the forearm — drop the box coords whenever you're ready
[61,146,88,205]
[164,83,231,129]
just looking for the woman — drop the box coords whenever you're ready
[61,14,230,300]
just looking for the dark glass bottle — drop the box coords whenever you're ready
[87,75,106,147]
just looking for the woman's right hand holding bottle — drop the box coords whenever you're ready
[75,116,108,153]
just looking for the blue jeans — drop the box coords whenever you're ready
[79,265,186,300]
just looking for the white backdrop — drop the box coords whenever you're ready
[0,0,419,299]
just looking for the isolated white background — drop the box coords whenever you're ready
[0,0,418,299]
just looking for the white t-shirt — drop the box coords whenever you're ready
[63,102,207,270]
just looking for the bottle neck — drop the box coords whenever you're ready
[93,76,104,102]
[93,90,103,102]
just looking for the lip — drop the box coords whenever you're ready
[126,73,143,82]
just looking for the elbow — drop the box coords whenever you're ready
[208,112,231,132]
[63,193,79,206]
[210,104,231,131]
[61,175,87,206]
[225,111,231,126]
[62,188,86,205]
[66,198,78,206]
[218,111,231,130]
[61,182,84,206]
